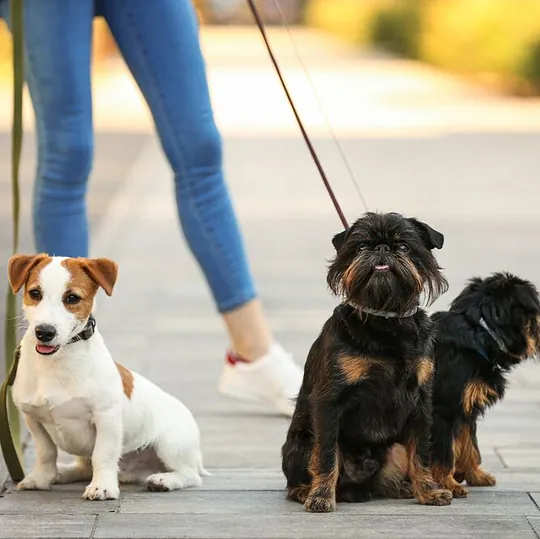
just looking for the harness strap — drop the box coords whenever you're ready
[1,0,25,483]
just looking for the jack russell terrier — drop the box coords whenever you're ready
[7,253,207,501]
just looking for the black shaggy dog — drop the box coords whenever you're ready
[281,212,452,512]
[430,272,540,498]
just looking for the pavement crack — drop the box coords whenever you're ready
[115,492,124,514]
[527,516,540,539]
[494,447,508,468]
[90,513,100,539]
[529,493,540,513]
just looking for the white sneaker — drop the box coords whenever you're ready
[218,343,303,417]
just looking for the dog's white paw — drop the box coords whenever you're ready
[17,474,54,491]
[146,473,176,492]
[146,471,201,492]
[82,482,120,501]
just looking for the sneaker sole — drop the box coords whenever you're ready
[218,384,294,418]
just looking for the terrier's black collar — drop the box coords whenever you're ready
[67,314,96,345]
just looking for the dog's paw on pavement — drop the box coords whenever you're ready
[82,482,120,501]
[17,474,54,491]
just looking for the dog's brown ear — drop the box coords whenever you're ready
[80,258,119,297]
[8,253,50,293]
[332,229,350,252]
[409,218,444,250]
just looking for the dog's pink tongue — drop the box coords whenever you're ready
[375,264,390,270]
[36,344,56,354]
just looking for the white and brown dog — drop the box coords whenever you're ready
[7,253,207,501]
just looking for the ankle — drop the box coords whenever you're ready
[222,299,274,362]
[230,343,271,363]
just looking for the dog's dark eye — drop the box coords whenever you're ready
[64,294,81,305]
[28,289,42,301]
[357,243,369,252]
[397,244,409,252]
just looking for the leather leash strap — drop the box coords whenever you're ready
[1,347,23,482]
[1,0,25,483]
[245,0,349,229]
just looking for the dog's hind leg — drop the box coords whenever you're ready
[373,444,414,499]
[118,448,162,485]
[336,482,374,503]
[144,433,206,492]
[55,457,92,484]
[458,423,496,488]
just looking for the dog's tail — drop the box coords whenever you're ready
[197,450,211,477]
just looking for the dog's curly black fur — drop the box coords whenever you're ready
[281,212,452,512]
[430,272,540,497]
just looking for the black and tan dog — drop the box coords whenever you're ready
[281,211,452,512]
[430,272,540,498]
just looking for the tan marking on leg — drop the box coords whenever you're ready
[374,443,412,499]
[431,464,468,498]
[288,484,310,503]
[407,440,452,505]
[305,443,339,513]
[454,424,496,487]
[462,381,498,416]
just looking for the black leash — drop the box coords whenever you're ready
[245,0,349,229]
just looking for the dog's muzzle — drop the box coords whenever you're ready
[34,324,60,356]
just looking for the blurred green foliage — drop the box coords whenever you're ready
[369,0,422,59]
[305,0,540,96]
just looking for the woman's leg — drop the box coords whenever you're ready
[1,0,94,257]
[100,0,301,415]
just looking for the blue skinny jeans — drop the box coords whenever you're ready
[0,0,256,313]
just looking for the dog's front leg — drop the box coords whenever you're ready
[430,415,468,498]
[305,401,340,513]
[83,409,122,501]
[405,387,452,506]
[17,415,58,491]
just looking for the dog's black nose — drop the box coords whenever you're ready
[35,325,56,343]
[374,244,390,253]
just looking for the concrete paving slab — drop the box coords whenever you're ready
[0,514,97,539]
[93,514,537,539]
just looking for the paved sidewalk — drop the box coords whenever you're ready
[2,26,540,538]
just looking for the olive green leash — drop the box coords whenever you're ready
[1,0,25,483]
